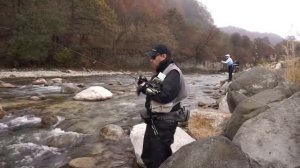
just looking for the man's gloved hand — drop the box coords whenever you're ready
[137,76,148,85]
[136,82,146,96]
[145,86,160,96]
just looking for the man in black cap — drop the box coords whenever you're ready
[136,44,187,168]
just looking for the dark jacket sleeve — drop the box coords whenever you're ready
[148,70,180,104]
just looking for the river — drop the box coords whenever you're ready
[0,72,226,168]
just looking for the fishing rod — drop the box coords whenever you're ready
[55,42,138,80]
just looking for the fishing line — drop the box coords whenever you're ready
[55,42,138,80]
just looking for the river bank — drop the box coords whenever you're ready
[0,69,138,79]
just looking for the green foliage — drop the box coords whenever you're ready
[7,31,49,65]
[54,48,72,65]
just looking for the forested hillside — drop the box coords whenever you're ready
[0,0,299,69]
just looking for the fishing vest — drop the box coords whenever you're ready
[150,63,187,113]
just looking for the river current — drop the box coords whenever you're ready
[0,73,226,168]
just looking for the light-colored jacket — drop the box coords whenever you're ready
[222,57,233,66]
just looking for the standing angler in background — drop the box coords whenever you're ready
[136,44,187,168]
[221,54,234,81]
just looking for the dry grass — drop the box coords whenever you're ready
[284,58,300,86]
[188,115,216,139]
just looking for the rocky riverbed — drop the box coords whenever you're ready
[0,70,228,168]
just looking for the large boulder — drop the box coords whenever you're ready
[233,91,300,168]
[225,67,299,139]
[73,86,112,101]
[160,136,252,168]
[130,123,195,167]
[227,67,284,112]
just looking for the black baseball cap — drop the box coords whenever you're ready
[145,44,171,58]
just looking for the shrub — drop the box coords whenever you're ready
[284,58,300,86]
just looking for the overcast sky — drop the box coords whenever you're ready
[198,0,300,38]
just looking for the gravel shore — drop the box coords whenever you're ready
[0,69,136,79]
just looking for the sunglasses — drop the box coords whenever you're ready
[151,53,161,60]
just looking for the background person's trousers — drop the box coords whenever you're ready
[228,65,234,81]
[141,120,177,168]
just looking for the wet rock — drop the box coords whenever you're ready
[47,128,84,148]
[30,94,46,101]
[30,96,41,101]
[0,105,5,119]
[74,86,113,101]
[99,124,124,140]
[50,78,63,84]
[61,83,81,94]
[7,115,41,128]
[41,114,58,126]
[160,136,252,168]
[197,96,216,108]
[130,123,195,167]
[188,109,231,139]
[219,81,231,95]
[89,143,106,155]
[32,78,47,85]
[0,80,16,88]
[9,74,16,78]
[69,157,97,168]
[218,94,230,113]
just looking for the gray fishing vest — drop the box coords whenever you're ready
[150,63,187,113]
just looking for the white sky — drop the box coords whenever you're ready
[198,0,300,38]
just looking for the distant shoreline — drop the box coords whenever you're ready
[0,69,138,79]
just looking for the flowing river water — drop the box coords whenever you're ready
[0,73,226,168]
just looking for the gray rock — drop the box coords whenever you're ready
[160,136,252,168]
[61,83,81,94]
[50,78,63,84]
[225,83,298,139]
[0,104,5,119]
[0,80,16,88]
[197,96,216,108]
[69,157,97,168]
[233,91,300,168]
[225,67,299,139]
[99,124,124,141]
[229,67,282,97]
[227,89,248,113]
[41,114,58,126]
[32,78,47,85]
